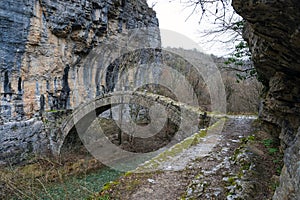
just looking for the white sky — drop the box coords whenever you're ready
[146,0,238,56]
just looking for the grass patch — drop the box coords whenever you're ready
[0,156,123,200]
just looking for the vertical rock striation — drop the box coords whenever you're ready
[0,0,159,121]
[232,0,300,199]
[0,0,159,164]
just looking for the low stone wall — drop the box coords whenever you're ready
[0,118,45,165]
[0,110,73,165]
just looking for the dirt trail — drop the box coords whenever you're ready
[97,116,281,200]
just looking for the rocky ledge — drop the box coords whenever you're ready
[233,0,300,199]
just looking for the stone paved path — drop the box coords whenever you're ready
[100,116,262,200]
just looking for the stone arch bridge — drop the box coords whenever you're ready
[50,91,208,156]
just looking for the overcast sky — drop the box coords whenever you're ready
[146,0,238,56]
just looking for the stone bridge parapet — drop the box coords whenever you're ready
[54,91,205,155]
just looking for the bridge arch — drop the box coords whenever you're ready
[56,91,193,157]
[55,29,226,169]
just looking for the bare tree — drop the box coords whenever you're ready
[178,0,256,80]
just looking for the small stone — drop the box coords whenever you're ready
[147,178,155,184]
[186,188,193,196]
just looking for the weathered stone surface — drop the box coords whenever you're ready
[0,0,159,164]
[59,91,204,156]
[273,127,300,200]
[0,0,159,122]
[0,118,45,165]
[233,0,300,83]
[0,0,32,73]
[232,0,300,199]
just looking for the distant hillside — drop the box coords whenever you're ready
[163,47,262,114]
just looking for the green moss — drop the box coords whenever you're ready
[136,118,226,171]
[268,148,278,154]
[227,177,236,186]
[247,135,255,141]
[194,172,204,180]
[231,147,241,162]
[237,172,243,179]
[125,179,141,191]
[262,139,273,147]
[138,131,199,170]
[101,181,120,192]
[46,109,65,113]
[124,171,133,177]
[191,130,208,145]
[240,135,256,144]
[271,181,280,191]
[241,163,251,171]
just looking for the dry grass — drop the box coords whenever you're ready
[0,149,105,199]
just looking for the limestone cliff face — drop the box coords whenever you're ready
[0,0,159,164]
[233,0,300,199]
[0,0,158,122]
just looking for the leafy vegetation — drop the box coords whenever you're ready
[224,40,257,82]
[261,138,283,176]
[262,139,280,155]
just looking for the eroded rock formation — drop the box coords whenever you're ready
[0,0,159,164]
[2,0,299,198]
[233,0,300,199]
[0,0,158,121]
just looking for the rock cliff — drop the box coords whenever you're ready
[0,0,158,121]
[1,0,299,198]
[0,0,159,164]
[233,0,300,199]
